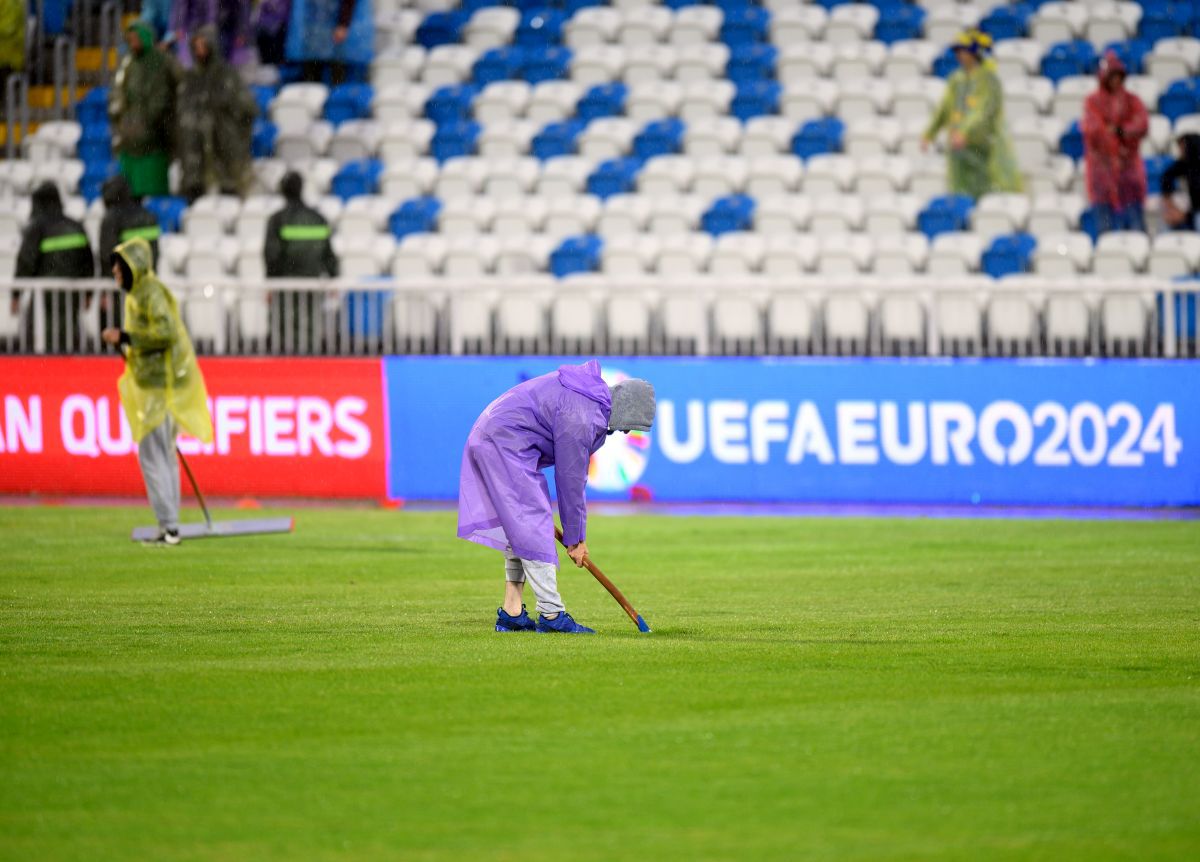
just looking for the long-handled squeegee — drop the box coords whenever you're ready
[129,446,294,541]
[555,525,651,633]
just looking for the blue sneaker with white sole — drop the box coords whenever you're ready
[495,605,537,632]
[536,611,595,634]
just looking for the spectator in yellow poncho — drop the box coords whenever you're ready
[101,237,213,545]
[922,30,1023,199]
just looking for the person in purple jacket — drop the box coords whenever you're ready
[458,360,656,634]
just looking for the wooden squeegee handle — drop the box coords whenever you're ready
[554,525,642,628]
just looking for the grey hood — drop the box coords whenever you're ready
[608,379,656,433]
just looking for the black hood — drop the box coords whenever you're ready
[102,175,134,209]
[31,181,64,220]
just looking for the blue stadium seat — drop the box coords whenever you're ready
[145,197,188,234]
[431,121,482,161]
[566,0,605,12]
[918,194,975,238]
[814,0,854,11]
[323,84,374,125]
[344,291,388,340]
[702,195,756,235]
[932,46,959,79]
[250,84,279,117]
[586,158,643,198]
[634,118,686,159]
[389,197,442,239]
[979,3,1032,42]
[578,82,627,122]
[550,235,603,277]
[875,5,927,45]
[1103,39,1150,75]
[1080,205,1101,242]
[78,122,112,164]
[416,11,468,49]
[532,119,585,159]
[521,46,572,84]
[713,0,763,11]
[791,118,844,160]
[252,119,277,159]
[425,84,478,124]
[720,7,770,46]
[1059,120,1083,160]
[1158,78,1200,123]
[77,87,109,127]
[1138,3,1190,42]
[473,47,524,87]
[726,44,777,85]
[516,8,566,47]
[982,233,1036,278]
[1145,153,1174,195]
[80,160,120,202]
[331,159,383,200]
[1040,40,1097,84]
[731,81,781,121]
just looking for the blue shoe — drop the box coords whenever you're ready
[536,611,595,634]
[495,605,537,632]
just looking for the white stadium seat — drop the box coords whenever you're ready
[597,193,653,235]
[464,6,519,50]
[1032,232,1094,276]
[565,7,621,48]
[1094,231,1151,276]
[670,6,723,46]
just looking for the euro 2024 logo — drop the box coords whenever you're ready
[588,368,652,494]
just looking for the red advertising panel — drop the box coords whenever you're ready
[0,357,387,498]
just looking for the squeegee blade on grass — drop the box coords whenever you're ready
[130,517,295,542]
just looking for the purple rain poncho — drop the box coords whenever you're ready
[458,360,613,566]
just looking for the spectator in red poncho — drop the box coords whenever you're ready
[1081,51,1149,235]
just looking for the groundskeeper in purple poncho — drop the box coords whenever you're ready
[458,360,655,634]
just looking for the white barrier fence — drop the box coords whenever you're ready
[1,274,1197,358]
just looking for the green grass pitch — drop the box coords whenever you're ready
[1,506,1198,861]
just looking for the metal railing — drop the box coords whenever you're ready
[4,74,30,160]
[52,35,77,120]
[1,276,1196,360]
[97,2,121,88]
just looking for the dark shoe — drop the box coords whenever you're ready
[536,611,595,634]
[142,528,181,547]
[495,604,537,632]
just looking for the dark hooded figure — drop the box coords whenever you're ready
[264,172,339,279]
[110,21,178,198]
[99,175,161,269]
[13,182,96,351]
[263,172,338,351]
[1162,134,1200,232]
[177,24,257,201]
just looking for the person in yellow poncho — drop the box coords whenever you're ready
[921,30,1023,199]
[101,237,213,545]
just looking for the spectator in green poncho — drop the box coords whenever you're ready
[0,0,25,87]
[110,22,179,198]
[921,30,1023,199]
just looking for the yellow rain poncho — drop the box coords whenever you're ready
[925,33,1023,199]
[114,237,213,443]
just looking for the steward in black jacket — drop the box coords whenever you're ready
[14,182,96,352]
[264,172,339,278]
[99,176,161,268]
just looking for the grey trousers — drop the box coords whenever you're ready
[504,550,564,616]
[138,418,179,531]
